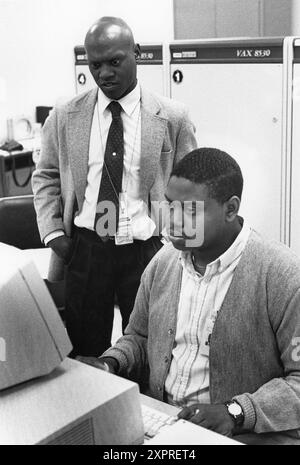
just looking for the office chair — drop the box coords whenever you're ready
[0,195,42,249]
[0,195,65,315]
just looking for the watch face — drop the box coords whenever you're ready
[228,403,242,416]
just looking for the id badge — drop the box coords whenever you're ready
[115,193,134,246]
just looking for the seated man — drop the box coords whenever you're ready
[78,147,300,445]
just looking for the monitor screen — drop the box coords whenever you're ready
[0,242,72,390]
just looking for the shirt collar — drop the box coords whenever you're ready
[216,220,251,273]
[180,251,202,278]
[97,82,141,117]
[180,219,251,277]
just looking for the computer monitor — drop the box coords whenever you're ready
[0,242,72,390]
[0,243,144,445]
[0,243,242,445]
[0,358,144,445]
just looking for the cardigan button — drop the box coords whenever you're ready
[164,356,169,363]
[168,329,173,335]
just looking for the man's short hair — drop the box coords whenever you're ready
[171,147,243,203]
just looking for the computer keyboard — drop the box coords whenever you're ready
[142,404,243,445]
[142,404,178,440]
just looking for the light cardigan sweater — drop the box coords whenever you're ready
[103,230,300,442]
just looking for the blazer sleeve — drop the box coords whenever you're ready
[174,107,197,164]
[31,108,65,241]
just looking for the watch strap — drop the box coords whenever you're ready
[224,400,244,427]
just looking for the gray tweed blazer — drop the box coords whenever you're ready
[32,87,197,280]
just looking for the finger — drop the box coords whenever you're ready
[189,414,207,426]
[76,356,103,369]
[222,430,233,437]
[76,356,93,366]
[178,405,203,420]
[177,406,194,420]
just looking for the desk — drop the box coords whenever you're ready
[21,248,51,280]
[140,394,242,445]
[0,357,241,445]
[0,149,34,197]
[21,248,65,312]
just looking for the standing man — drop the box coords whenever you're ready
[32,17,196,357]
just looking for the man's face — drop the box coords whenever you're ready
[165,176,226,252]
[86,34,138,100]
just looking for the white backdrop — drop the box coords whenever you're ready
[0,0,173,141]
[171,60,283,242]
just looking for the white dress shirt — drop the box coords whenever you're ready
[45,82,156,244]
[165,221,251,407]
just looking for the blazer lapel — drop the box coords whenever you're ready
[67,87,167,207]
[140,88,168,200]
[67,88,98,209]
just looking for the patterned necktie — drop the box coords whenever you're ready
[94,101,124,238]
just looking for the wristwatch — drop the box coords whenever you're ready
[224,400,244,427]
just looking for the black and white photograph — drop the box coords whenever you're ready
[0,0,300,449]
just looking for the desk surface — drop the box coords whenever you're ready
[0,354,241,445]
[21,248,51,280]
[0,149,33,158]
[0,138,35,158]
[140,394,241,445]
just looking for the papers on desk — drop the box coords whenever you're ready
[0,149,13,156]
[21,248,51,280]
[147,419,243,445]
[0,244,51,281]
[0,138,37,157]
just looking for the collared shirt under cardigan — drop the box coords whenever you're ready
[103,228,300,443]
[165,222,251,407]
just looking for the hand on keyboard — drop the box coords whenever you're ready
[142,405,177,440]
[76,356,114,373]
[178,403,235,437]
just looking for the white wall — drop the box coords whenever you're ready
[174,0,292,40]
[0,0,173,141]
[292,0,300,34]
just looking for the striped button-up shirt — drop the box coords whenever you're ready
[165,222,251,407]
